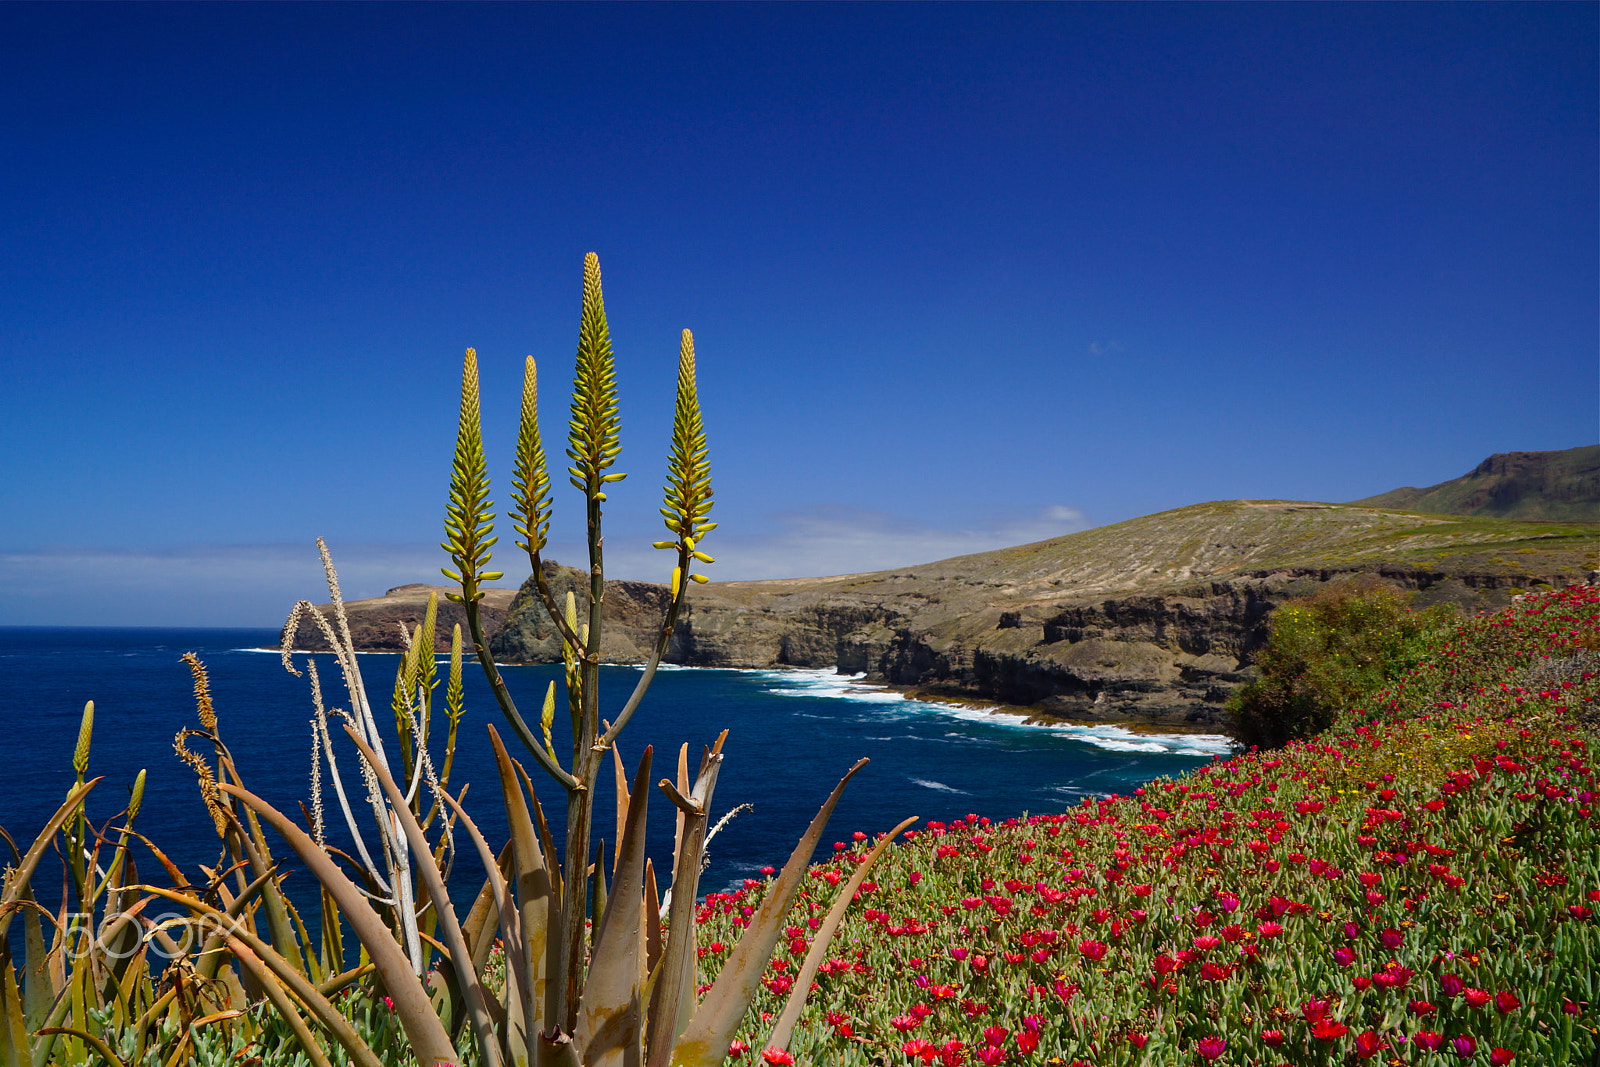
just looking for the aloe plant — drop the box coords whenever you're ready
[200,253,912,1067]
[0,700,274,1067]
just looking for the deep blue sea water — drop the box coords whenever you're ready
[0,627,1232,909]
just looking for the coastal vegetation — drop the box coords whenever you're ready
[1228,579,1456,749]
[1,261,1594,1066]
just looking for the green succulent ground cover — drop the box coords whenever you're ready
[686,585,1599,1067]
[6,589,1596,1067]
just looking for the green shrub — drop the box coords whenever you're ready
[1229,578,1454,748]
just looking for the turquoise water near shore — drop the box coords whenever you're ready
[1,627,1231,896]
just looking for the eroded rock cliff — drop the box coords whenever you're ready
[480,501,1596,730]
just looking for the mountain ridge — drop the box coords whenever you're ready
[1351,444,1599,521]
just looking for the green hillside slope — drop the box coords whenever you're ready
[1351,443,1600,521]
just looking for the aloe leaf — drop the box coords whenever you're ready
[342,726,505,1067]
[0,779,98,946]
[223,943,334,1067]
[0,964,29,1067]
[765,815,918,1052]
[670,758,868,1067]
[611,744,629,878]
[589,839,607,949]
[34,1027,123,1067]
[489,725,557,1029]
[642,752,722,1067]
[575,748,653,1067]
[214,782,459,1067]
[19,889,51,1031]
[642,861,662,982]
[437,788,535,1067]
[141,883,384,1067]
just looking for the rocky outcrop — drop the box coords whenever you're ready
[289,584,517,652]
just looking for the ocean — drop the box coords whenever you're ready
[0,627,1233,903]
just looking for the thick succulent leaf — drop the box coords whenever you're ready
[766,815,918,1051]
[642,861,662,983]
[225,942,335,1067]
[343,726,504,1067]
[670,759,867,1066]
[138,883,388,1067]
[19,889,52,1031]
[489,725,556,1028]
[575,747,653,1067]
[0,779,98,946]
[438,788,534,1067]
[643,754,721,1067]
[0,965,28,1067]
[214,782,460,1067]
[33,1027,122,1067]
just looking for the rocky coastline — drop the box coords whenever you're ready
[293,499,1597,736]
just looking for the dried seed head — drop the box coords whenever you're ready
[182,652,217,733]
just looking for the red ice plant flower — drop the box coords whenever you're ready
[1311,1018,1350,1042]
[1195,1036,1226,1060]
[760,1050,794,1066]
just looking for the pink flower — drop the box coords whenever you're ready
[1262,1029,1285,1048]
[1451,1035,1477,1058]
[1195,1036,1226,1060]
[728,1040,750,1058]
[1332,946,1356,967]
[761,1051,794,1066]
[975,1048,1005,1066]
[1440,973,1465,997]
[1413,1032,1444,1052]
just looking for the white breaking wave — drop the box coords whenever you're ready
[911,778,970,794]
[751,666,1236,758]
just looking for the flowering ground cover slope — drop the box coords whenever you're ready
[697,586,1599,1066]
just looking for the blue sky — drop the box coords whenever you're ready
[2,3,1595,626]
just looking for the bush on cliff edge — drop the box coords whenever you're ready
[1229,577,1454,748]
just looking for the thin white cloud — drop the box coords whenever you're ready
[0,542,499,628]
[2,504,1088,625]
[684,503,1090,581]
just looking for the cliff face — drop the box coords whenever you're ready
[484,501,1596,730]
[289,584,517,652]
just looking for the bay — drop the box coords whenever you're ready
[0,626,1231,906]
